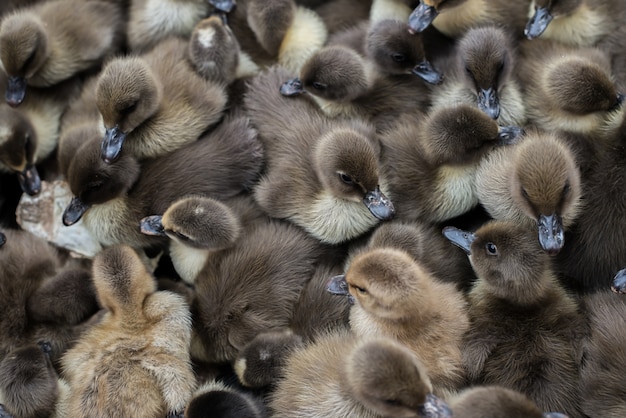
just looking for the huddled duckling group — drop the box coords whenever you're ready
[1,0,626,417]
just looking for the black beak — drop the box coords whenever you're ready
[418,393,453,418]
[139,215,167,236]
[326,274,354,304]
[497,126,524,145]
[525,6,553,39]
[208,0,236,13]
[363,186,395,221]
[6,76,27,107]
[280,78,305,97]
[17,165,41,196]
[408,2,439,34]
[611,268,626,294]
[101,126,127,164]
[62,196,91,226]
[537,213,564,256]
[442,226,475,255]
[478,87,500,119]
[0,231,5,247]
[411,60,443,85]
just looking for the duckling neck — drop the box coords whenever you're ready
[169,240,211,284]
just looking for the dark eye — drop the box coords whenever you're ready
[171,230,190,242]
[24,133,33,156]
[497,60,505,72]
[563,181,571,195]
[465,66,473,77]
[311,82,327,90]
[339,173,354,185]
[391,53,406,62]
[350,284,367,294]
[521,187,529,200]
[119,102,137,115]
[384,399,401,406]
[485,242,498,256]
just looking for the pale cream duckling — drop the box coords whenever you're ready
[246,66,394,244]
[270,331,451,417]
[0,0,124,106]
[61,245,196,418]
[95,36,228,163]
[475,129,582,255]
[185,379,267,418]
[443,220,586,417]
[328,247,470,397]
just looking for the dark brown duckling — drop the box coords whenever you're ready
[185,379,268,418]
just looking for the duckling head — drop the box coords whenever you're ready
[443,221,553,305]
[408,0,468,33]
[343,338,451,418]
[0,14,48,106]
[188,15,240,84]
[96,57,163,163]
[64,138,140,226]
[525,0,583,39]
[246,0,295,56]
[509,131,581,255]
[451,386,547,417]
[458,26,513,120]
[314,127,394,221]
[92,245,156,315]
[280,46,369,102]
[367,19,442,84]
[140,196,241,250]
[0,107,41,195]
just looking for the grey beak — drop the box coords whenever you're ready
[280,78,305,97]
[408,2,439,34]
[363,186,395,221]
[326,274,354,304]
[139,215,166,236]
[478,87,500,120]
[6,76,26,107]
[537,213,564,256]
[497,126,525,145]
[418,393,453,417]
[101,126,127,164]
[0,231,5,247]
[442,226,475,255]
[62,197,91,226]
[611,268,626,294]
[208,0,236,13]
[525,6,553,39]
[17,165,41,196]
[411,60,443,85]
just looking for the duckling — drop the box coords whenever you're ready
[0,0,124,107]
[579,291,626,417]
[63,113,263,249]
[430,25,526,126]
[379,104,522,224]
[185,379,267,418]
[270,331,451,417]
[475,129,582,255]
[442,220,585,417]
[330,247,469,397]
[246,66,394,244]
[95,36,228,163]
[313,0,372,35]
[518,39,625,137]
[61,245,196,418]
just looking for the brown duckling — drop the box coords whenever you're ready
[246,66,394,244]
[95,36,228,163]
[185,379,267,418]
[61,245,196,418]
[270,331,451,417]
[475,129,582,255]
[0,0,124,107]
[329,247,469,397]
[443,220,585,417]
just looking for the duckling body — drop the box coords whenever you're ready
[61,245,196,418]
[448,386,560,418]
[185,379,267,418]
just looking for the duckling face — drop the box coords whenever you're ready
[408,0,468,33]
[458,27,512,120]
[0,15,48,106]
[314,128,394,220]
[188,15,240,84]
[0,107,41,195]
[96,58,162,163]
[526,0,583,39]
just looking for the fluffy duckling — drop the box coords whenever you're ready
[430,25,526,126]
[61,245,196,418]
[313,0,372,35]
[329,247,469,397]
[185,379,267,418]
[379,105,522,224]
[95,36,228,163]
[475,130,582,255]
[270,331,451,418]
[0,0,124,106]
[246,66,394,244]
[518,39,625,137]
[579,291,626,417]
[63,113,263,249]
[443,220,585,417]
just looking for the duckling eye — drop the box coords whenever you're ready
[311,82,327,91]
[170,230,190,242]
[391,53,406,62]
[521,187,529,200]
[465,66,473,77]
[384,399,401,406]
[339,173,354,185]
[563,181,571,195]
[24,133,33,156]
[350,283,368,294]
[485,242,498,256]
[119,102,137,115]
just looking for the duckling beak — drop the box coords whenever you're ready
[62,197,91,226]
[208,0,236,13]
[611,268,626,294]
[610,92,625,111]
[537,213,564,256]
[139,215,167,236]
[280,78,305,97]
[477,87,500,119]
[37,340,53,355]
[411,60,443,85]
[326,274,354,304]
[442,226,475,255]
[101,126,127,164]
[5,76,27,107]
[0,231,5,247]
[525,6,553,39]
[408,2,439,34]
[542,413,570,418]
[418,393,453,417]
[497,126,525,145]
[363,186,395,221]
[0,403,13,417]
[17,165,41,196]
